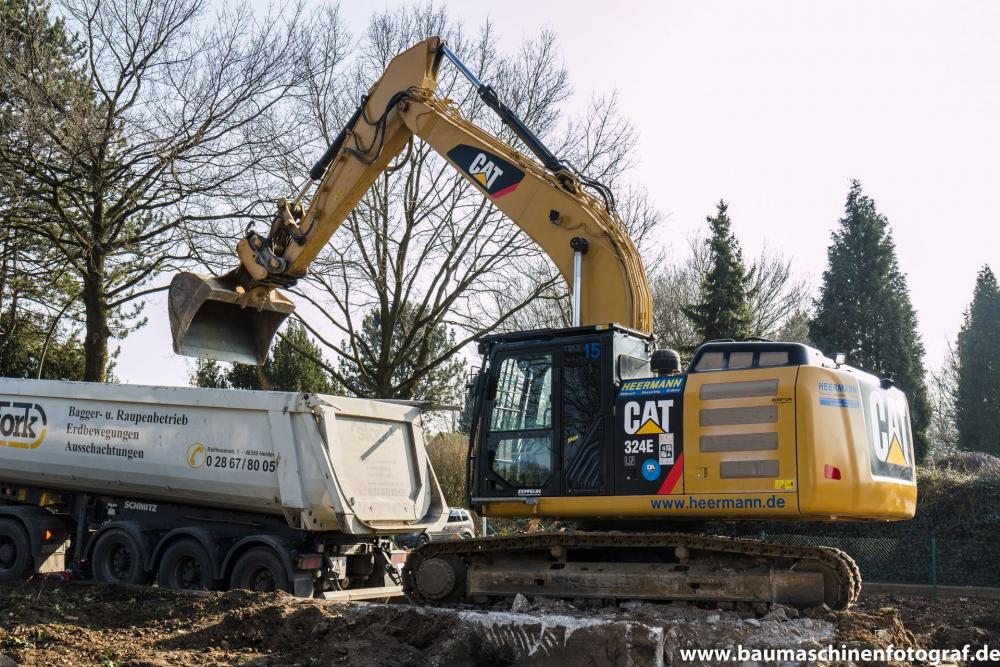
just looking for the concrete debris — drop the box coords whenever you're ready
[1,582,997,667]
[780,604,801,619]
[764,606,788,622]
[456,608,665,666]
[510,593,530,613]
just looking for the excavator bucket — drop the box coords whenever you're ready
[168,271,295,365]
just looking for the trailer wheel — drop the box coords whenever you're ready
[0,519,32,582]
[158,539,215,591]
[92,530,151,586]
[230,547,290,593]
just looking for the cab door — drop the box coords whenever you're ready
[477,348,559,497]
[475,337,611,500]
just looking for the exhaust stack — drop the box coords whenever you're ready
[168,271,294,365]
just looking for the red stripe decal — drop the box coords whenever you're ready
[490,182,520,199]
[657,452,684,495]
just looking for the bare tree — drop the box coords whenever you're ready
[425,432,468,507]
[215,4,664,400]
[746,244,812,337]
[652,231,811,357]
[0,0,303,380]
[927,341,960,461]
[774,308,812,343]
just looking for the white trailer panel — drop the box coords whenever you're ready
[0,378,446,536]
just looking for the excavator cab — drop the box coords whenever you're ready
[468,325,654,503]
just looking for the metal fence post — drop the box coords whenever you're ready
[930,533,938,602]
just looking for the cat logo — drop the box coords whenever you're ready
[446,144,524,199]
[623,399,674,435]
[869,390,910,467]
[469,153,504,189]
[862,385,914,480]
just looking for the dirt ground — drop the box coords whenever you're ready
[0,581,998,666]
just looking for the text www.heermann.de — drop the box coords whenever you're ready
[649,495,787,510]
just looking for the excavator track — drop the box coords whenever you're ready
[403,532,861,611]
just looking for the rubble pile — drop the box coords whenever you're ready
[0,582,997,666]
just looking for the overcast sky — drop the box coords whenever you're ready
[115,0,1000,386]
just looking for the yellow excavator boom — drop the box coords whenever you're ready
[169,37,651,364]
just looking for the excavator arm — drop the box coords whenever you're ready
[169,37,652,365]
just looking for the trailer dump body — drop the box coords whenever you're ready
[0,379,444,534]
[0,378,446,596]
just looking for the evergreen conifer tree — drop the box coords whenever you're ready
[683,200,753,345]
[191,321,335,393]
[809,180,930,461]
[955,266,1000,454]
[0,0,88,380]
[338,302,466,403]
[190,358,229,390]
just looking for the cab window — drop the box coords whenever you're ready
[758,351,789,367]
[618,354,652,381]
[694,351,725,371]
[728,351,753,369]
[488,354,553,488]
[562,343,603,492]
[692,347,797,372]
[491,354,552,430]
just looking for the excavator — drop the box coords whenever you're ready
[168,37,917,611]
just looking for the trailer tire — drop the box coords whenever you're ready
[230,547,290,593]
[0,519,32,582]
[158,538,215,591]
[92,530,151,586]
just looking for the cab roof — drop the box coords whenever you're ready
[477,323,652,353]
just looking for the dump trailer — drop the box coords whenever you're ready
[0,378,447,598]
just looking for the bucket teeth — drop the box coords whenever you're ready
[168,270,295,365]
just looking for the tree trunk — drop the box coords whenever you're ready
[82,274,110,382]
[255,365,271,390]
